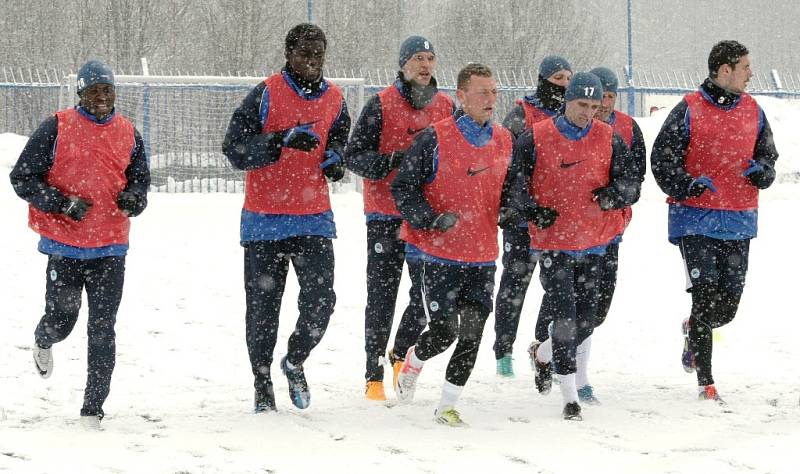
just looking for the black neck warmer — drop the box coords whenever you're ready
[398,71,438,110]
[535,75,566,112]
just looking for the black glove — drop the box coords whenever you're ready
[321,150,345,181]
[117,191,147,217]
[430,212,458,232]
[687,175,717,198]
[282,124,320,151]
[746,169,774,189]
[498,207,524,229]
[388,151,405,170]
[743,160,775,189]
[592,187,616,211]
[530,206,558,229]
[323,161,345,181]
[60,196,92,221]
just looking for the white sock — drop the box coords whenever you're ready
[408,346,425,369]
[559,373,579,405]
[537,338,553,364]
[437,380,463,412]
[575,336,592,388]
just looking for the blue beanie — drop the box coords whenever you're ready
[565,72,604,101]
[589,67,619,94]
[77,60,114,94]
[538,55,572,79]
[399,36,435,67]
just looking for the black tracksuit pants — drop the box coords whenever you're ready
[537,251,601,376]
[415,261,495,387]
[34,255,126,418]
[493,225,538,359]
[244,236,335,396]
[364,219,427,382]
[679,235,749,386]
[594,242,620,328]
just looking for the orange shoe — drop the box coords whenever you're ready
[388,349,403,391]
[365,381,387,401]
[698,384,725,404]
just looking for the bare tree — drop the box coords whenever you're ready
[193,0,301,75]
[432,0,607,75]
[1,0,603,78]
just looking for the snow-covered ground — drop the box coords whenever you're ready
[1,96,798,473]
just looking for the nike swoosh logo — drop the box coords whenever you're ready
[467,166,491,176]
[407,126,427,135]
[296,119,321,127]
[559,160,584,169]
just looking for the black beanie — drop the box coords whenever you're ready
[399,36,435,67]
[77,60,114,94]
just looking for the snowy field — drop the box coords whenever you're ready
[1,97,799,473]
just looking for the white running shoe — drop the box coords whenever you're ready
[33,344,53,379]
[395,347,422,402]
[79,415,102,431]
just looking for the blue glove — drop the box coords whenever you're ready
[283,124,320,151]
[687,175,717,198]
[321,150,345,181]
[742,159,764,177]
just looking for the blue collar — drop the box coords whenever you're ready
[454,111,493,147]
[281,70,329,100]
[555,115,593,141]
[76,106,115,124]
[606,111,617,125]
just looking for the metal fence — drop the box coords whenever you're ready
[3,67,799,192]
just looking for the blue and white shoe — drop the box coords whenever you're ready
[280,357,310,409]
[577,385,601,405]
[496,354,514,377]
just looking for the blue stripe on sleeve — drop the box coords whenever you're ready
[259,86,270,129]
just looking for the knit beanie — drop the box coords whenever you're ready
[589,67,619,94]
[538,55,572,79]
[565,72,604,101]
[77,60,114,94]
[399,36,435,67]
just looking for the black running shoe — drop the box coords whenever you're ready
[681,318,696,373]
[562,402,582,421]
[529,341,552,395]
[254,385,277,413]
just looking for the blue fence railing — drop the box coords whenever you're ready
[2,72,798,192]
